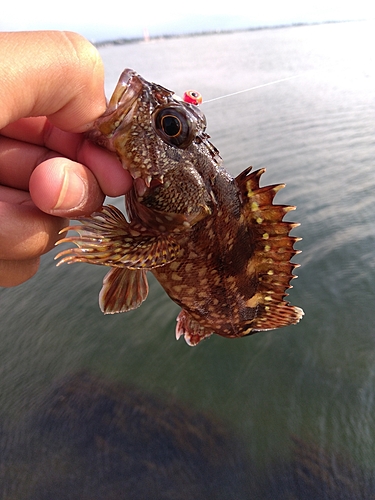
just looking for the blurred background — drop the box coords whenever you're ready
[1,0,375,41]
[1,3,375,499]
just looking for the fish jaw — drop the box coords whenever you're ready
[86,69,144,153]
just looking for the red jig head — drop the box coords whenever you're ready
[183,90,203,105]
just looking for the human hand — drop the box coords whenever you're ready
[0,31,132,287]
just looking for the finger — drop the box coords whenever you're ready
[29,159,105,216]
[0,129,132,197]
[0,199,67,260]
[1,119,133,197]
[0,31,106,132]
[37,123,132,196]
[0,185,31,204]
[0,258,40,287]
[77,139,132,197]
[0,135,53,191]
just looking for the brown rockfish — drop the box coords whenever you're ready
[57,69,304,346]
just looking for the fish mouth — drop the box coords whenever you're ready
[108,69,144,111]
[87,69,144,148]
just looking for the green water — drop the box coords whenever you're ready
[1,20,375,495]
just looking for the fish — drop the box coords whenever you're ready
[56,68,304,346]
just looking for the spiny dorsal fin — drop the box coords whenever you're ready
[235,167,304,332]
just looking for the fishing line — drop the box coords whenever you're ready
[203,74,305,104]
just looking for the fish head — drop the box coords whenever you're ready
[88,68,210,187]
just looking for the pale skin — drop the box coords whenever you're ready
[0,31,132,287]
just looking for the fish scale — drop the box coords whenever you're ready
[56,68,303,346]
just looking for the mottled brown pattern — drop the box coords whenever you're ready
[56,69,303,346]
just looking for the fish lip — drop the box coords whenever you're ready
[87,69,144,148]
[109,69,143,109]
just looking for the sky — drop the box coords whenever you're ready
[2,0,375,42]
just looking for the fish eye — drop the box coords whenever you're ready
[160,114,182,137]
[152,105,195,148]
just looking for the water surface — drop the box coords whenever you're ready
[1,20,375,497]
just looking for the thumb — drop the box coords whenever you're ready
[29,158,105,216]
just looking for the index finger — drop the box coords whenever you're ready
[0,31,106,132]
[0,117,132,197]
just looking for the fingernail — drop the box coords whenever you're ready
[53,166,87,212]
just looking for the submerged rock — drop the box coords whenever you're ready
[0,371,374,499]
[0,371,252,500]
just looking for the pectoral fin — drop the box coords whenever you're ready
[56,205,180,270]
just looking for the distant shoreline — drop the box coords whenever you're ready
[94,18,358,48]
